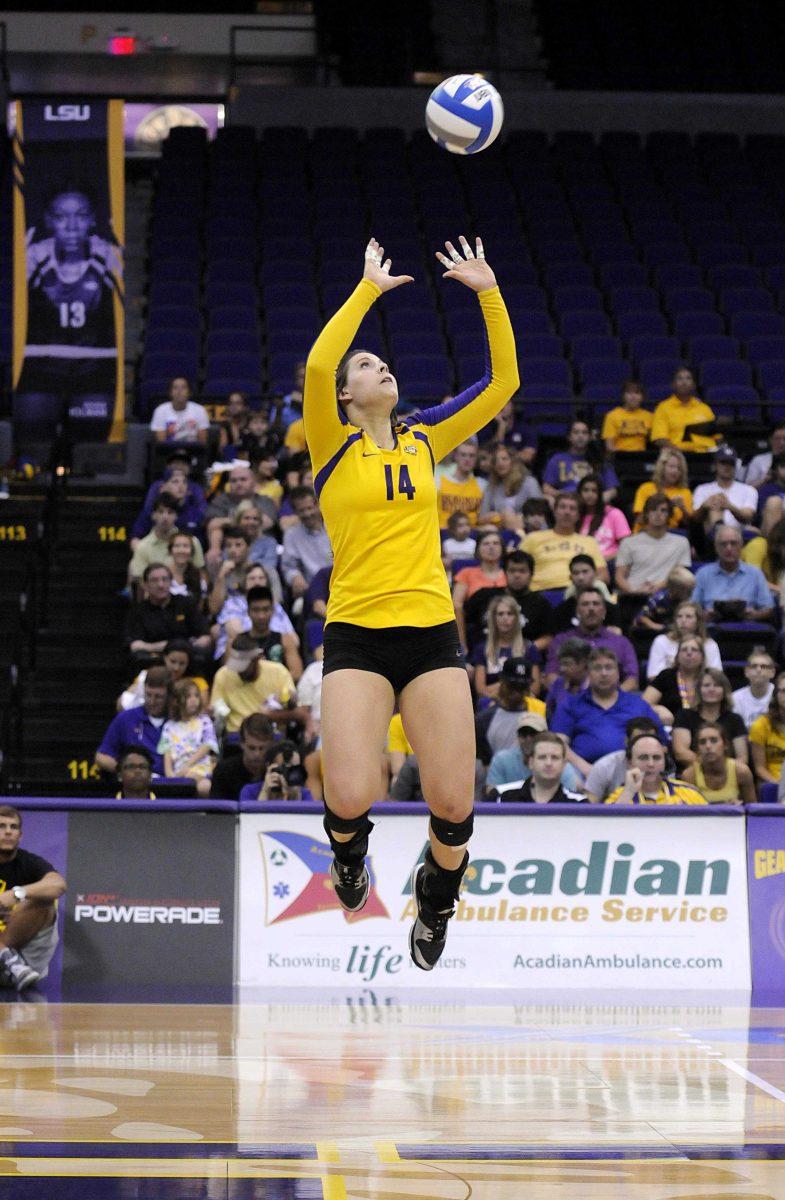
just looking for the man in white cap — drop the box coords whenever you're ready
[210,633,299,736]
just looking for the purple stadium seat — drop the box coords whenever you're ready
[664,288,715,315]
[149,282,200,309]
[641,242,692,268]
[207,261,256,285]
[745,336,785,364]
[598,262,648,289]
[609,286,660,313]
[628,335,681,364]
[700,360,752,389]
[207,352,262,380]
[266,329,317,360]
[569,335,622,362]
[389,331,445,356]
[145,330,200,359]
[444,310,481,339]
[205,375,261,398]
[731,311,785,339]
[673,312,724,339]
[558,310,612,339]
[501,285,549,311]
[687,335,741,362]
[688,221,738,246]
[150,235,201,261]
[721,288,775,315]
[615,310,668,339]
[206,282,258,310]
[396,355,453,398]
[150,260,200,286]
[638,358,679,390]
[753,242,785,268]
[586,241,639,264]
[579,359,631,389]
[759,361,785,392]
[653,264,703,291]
[581,383,625,402]
[517,334,565,358]
[544,263,595,289]
[147,305,201,332]
[518,384,573,403]
[707,265,761,290]
[454,354,486,385]
[509,311,554,335]
[141,351,199,382]
[631,220,684,245]
[522,358,573,387]
[262,284,317,310]
[552,286,604,312]
[386,309,441,338]
[206,330,262,356]
[263,307,319,334]
[705,385,761,414]
[534,240,585,264]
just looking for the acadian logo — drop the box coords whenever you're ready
[754,849,785,879]
[400,842,731,926]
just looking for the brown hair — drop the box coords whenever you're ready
[336,347,398,425]
[169,678,202,721]
[488,442,527,497]
[531,732,566,757]
[696,720,730,754]
[0,805,21,827]
[145,666,170,690]
[643,491,673,518]
[699,667,734,715]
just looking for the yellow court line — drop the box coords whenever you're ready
[316,1143,347,1200]
[374,1140,401,1162]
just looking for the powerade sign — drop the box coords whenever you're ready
[239,813,750,990]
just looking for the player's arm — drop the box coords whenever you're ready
[417,238,519,462]
[304,238,412,471]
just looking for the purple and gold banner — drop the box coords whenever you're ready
[747,811,785,996]
[12,99,125,443]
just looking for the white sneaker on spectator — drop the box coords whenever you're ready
[0,948,40,991]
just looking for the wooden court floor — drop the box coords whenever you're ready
[1,995,785,1197]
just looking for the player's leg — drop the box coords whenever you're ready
[321,668,395,911]
[399,666,475,970]
[0,900,55,991]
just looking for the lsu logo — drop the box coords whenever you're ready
[404,444,417,456]
[44,104,91,122]
[259,831,389,924]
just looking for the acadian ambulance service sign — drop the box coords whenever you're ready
[238,812,749,989]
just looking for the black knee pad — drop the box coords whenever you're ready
[429,810,474,848]
[323,803,374,865]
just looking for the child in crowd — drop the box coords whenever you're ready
[601,380,653,453]
[733,649,778,731]
[158,678,219,797]
[635,566,695,632]
[442,512,478,564]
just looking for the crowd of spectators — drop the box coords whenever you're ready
[91,363,785,807]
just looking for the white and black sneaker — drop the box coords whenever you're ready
[409,864,457,971]
[0,948,40,992]
[330,859,370,913]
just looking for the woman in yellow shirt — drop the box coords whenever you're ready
[632,448,693,531]
[750,672,785,784]
[304,235,518,971]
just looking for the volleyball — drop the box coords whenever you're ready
[425,74,504,155]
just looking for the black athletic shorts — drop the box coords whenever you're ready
[323,620,465,693]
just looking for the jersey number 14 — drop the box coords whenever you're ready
[384,463,416,502]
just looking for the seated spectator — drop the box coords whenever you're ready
[125,564,212,668]
[550,647,664,778]
[646,600,722,679]
[0,804,67,991]
[583,716,664,803]
[692,525,775,625]
[387,711,414,792]
[672,668,749,770]
[158,679,218,798]
[750,672,785,785]
[494,733,587,804]
[453,529,506,649]
[281,487,333,600]
[209,713,275,799]
[95,666,170,775]
[472,595,540,700]
[615,494,692,598]
[691,445,758,541]
[116,745,157,800]
[130,461,207,547]
[651,365,720,453]
[119,638,208,711]
[545,589,639,691]
[756,452,785,536]
[632,448,693,531]
[206,464,277,568]
[216,562,292,660]
[601,380,653,453]
[545,637,591,722]
[520,492,608,592]
[485,712,582,794]
[208,526,254,617]
[168,530,206,604]
[604,734,707,805]
[479,442,542,530]
[254,445,286,512]
[234,500,280,576]
[464,550,554,653]
[478,399,538,467]
[227,586,302,680]
[743,515,785,606]
[474,658,546,767]
[635,566,696,635]
[129,496,204,586]
[733,647,777,730]
[575,473,631,561]
[682,722,756,805]
[521,496,553,534]
[272,361,305,431]
[542,418,619,503]
[442,512,478,569]
[150,376,209,446]
[643,634,708,720]
[552,554,618,633]
[240,741,306,802]
[210,634,298,736]
[304,565,331,622]
[436,438,486,529]
[217,390,249,453]
[283,414,307,457]
[745,422,785,488]
[298,642,324,745]
[233,408,283,471]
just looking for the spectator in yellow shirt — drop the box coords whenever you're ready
[602,381,653,453]
[604,734,707,805]
[750,672,785,784]
[520,492,608,592]
[284,417,307,454]
[650,366,719,453]
[632,448,693,531]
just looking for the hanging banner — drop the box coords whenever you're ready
[747,810,785,997]
[12,99,125,443]
[239,810,750,990]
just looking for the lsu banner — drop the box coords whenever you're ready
[12,99,125,442]
[746,811,785,996]
[239,811,750,990]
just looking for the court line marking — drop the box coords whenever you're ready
[374,1140,401,1162]
[316,1142,347,1200]
[671,1026,785,1107]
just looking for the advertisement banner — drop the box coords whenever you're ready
[12,98,125,443]
[746,811,785,996]
[239,812,750,990]
[61,812,235,1001]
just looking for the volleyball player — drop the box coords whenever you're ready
[15,185,122,444]
[305,236,518,969]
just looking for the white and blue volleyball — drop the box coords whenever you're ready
[425,74,504,155]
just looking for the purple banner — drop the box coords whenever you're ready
[747,812,785,995]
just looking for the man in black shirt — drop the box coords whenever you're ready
[0,805,66,990]
[245,586,303,680]
[505,734,587,804]
[210,714,275,799]
[125,562,212,668]
[465,550,553,652]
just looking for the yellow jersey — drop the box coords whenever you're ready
[750,715,785,775]
[604,776,707,805]
[437,473,485,527]
[519,529,605,592]
[650,395,718,452]
[304,279,518,628]
[210,661,295,734]
[284,418,307,453]
[601,405,653,452]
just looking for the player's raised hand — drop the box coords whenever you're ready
[363,238,414,292]
[436,236,497,291]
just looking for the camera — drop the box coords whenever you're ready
[268,747,305,791]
